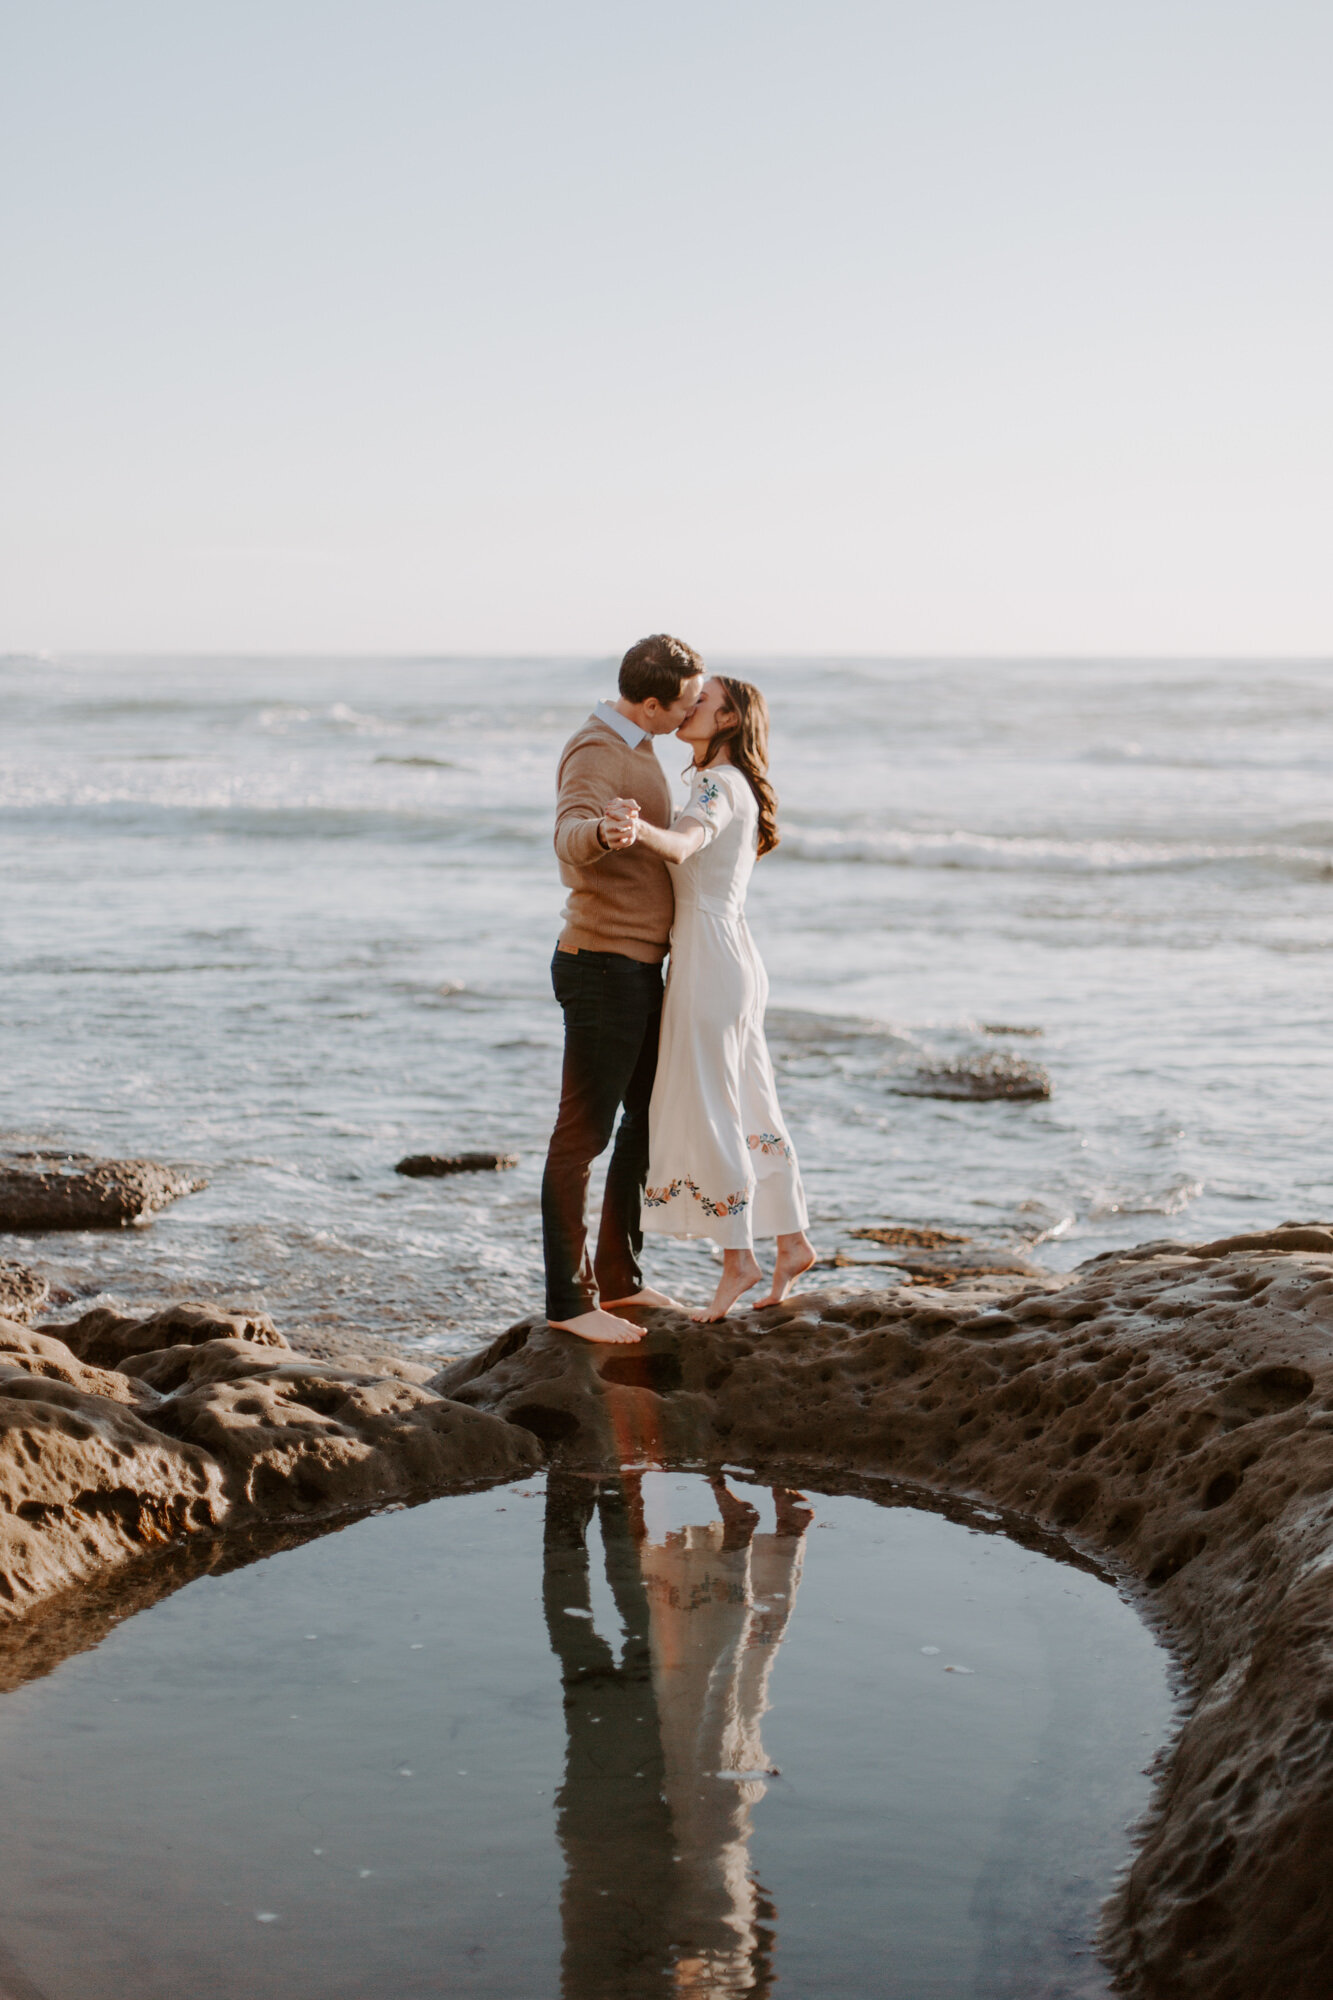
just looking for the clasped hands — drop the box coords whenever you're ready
[599,797,641,850]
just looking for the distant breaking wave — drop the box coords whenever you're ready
[780,826,1333,876]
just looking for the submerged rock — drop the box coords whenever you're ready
[0,1156,206,1231]
[0,1261,49,1323]
[897,1053,1052,1101]
[395,1151,519,1176]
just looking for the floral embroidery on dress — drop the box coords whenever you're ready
[693,776,723,823]
[747,1130,793,1160]
[644,1175,750,1218]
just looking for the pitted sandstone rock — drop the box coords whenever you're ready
[0,1316,145,1407]
[50,1300,288,1370]
[137,1337,539,1516]
[0,1367,226,1618]
[2,1303,539,1626]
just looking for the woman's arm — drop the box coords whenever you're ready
[606,797,708,865]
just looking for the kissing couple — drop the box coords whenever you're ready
[540,634,815,1345]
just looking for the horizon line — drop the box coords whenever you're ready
[5,648,1333,668]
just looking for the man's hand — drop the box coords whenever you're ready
[600,797,641,850]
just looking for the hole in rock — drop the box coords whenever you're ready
[0,1473,1174,2000]
[1203,1470,1240,1510]
[1217,1366,1315,1420]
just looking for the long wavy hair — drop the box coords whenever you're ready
[697,676,780,857]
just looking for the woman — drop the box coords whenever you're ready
[610,676,814,1321]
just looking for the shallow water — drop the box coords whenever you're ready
[3,653,1330,1357]
[0,1473,1173,2000]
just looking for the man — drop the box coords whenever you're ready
[541,633,704,1343]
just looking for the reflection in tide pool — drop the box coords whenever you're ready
[545,1473,811,1995]
[0,1473,1175,2000]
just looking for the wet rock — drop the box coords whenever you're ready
[896,1053,1051,1101]
[848,1225,971,1249]
[395,1151,519,1176]
[0,1156,206,1231]
[0,1260,48,1323]
[839,1227,1045,1286]
[438,1225,1333,2000]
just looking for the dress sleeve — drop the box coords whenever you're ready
[676,768,737,847]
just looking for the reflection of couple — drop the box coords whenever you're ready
[543,1472,812,1999]
[541,634,815,1342]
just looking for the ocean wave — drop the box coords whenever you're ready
[0,795,546,844]
[256,702,398,735]
[780,826,1333,876]
[1076,744,1333,771]
[1087,1180,1204,1219]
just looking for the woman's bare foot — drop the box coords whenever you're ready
[710,1477,760,1549]
[772,1485,815,1536]
[750,1231,817,1308]
[548,1307,645,1344]
[691,1249,762,1322]
[601,1287,684,1311]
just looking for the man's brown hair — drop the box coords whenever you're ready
[618,633,704,705]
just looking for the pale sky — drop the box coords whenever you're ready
[3,0,1330,656]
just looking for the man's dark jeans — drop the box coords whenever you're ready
[542,947,664,1321]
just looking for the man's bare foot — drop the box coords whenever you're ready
[691,1250,762,1323]
[601,1287,684,1311]
[750,1231,817,1308]
[548,1308,646,1345]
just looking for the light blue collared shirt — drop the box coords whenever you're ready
[593,699,649,748]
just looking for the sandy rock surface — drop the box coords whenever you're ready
[1,1300,539,1632]
[0,1155,205,1230]
[436,1225,1333,2000]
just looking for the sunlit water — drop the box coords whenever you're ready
[1,654,1330,1357]
[0,1474,1174,2000]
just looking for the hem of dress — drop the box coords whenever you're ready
[642,1214,754,1251]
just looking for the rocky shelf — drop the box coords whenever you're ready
[5,1224,1333,1998]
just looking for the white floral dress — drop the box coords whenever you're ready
[642,763,808,1250]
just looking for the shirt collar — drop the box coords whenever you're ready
[593,699,649,748]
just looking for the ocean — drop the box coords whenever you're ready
[2,653,1329,1360]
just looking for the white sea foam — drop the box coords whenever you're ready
[780,826,1333,876]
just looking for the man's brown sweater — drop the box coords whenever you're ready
[554,716,673,962]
